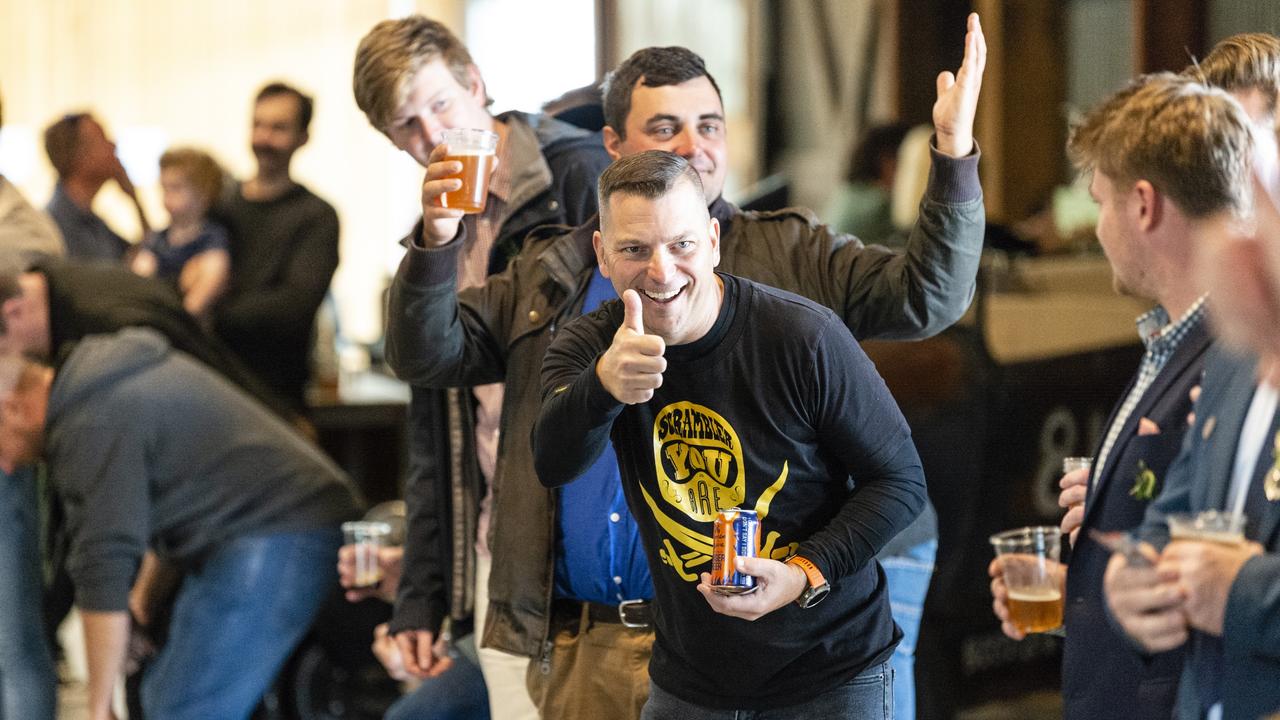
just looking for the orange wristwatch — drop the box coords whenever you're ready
[786,555,830,608]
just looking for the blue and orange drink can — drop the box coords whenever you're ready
[711,508,760,595]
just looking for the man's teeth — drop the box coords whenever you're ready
[643,288,680,301]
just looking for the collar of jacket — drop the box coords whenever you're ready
[537,215,600,293]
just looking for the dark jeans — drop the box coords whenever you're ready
[640,661,893,720]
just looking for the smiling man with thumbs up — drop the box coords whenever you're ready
[533,151,926,718]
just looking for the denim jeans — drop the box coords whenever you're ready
[0,467,56,720]
[385,634,490,720]
[639,661,893,719]
[140,528,341,719]
[882,539,936,720]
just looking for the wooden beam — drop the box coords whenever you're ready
[1133,0,1207,74]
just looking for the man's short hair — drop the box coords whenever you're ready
[602,47,723,139]
[1068,73,1254,219]
[255,82,314,134]
[44,112,90,180]
[1188,33,1280,115]
[353,16,487,134]
[159,147,224,208]
[598,150,706,225]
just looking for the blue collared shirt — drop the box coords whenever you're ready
[552,267,654,603]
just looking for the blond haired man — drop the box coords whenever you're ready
[353,16,610,719]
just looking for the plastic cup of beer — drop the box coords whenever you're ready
[438,127,499,214]
[990,526,1064,634]
[1166,510,1246,545]
[1062,456,1092,475]
[342,521,391,589]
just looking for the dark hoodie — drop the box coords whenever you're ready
[46,328,363,612]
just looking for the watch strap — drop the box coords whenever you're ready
[786,554,826,589]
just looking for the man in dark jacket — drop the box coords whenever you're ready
[0,328,363,719]
[386,15,986,718]
[991,73,1257,719]
[353,16,611,718]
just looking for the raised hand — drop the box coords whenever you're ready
[933,12,987,158]
[419,142,467,247]
[596,289,666,404]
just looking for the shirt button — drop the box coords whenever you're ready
[609,512,620,522]
[614,576,623,584]
[549,200,560,211]
[528,309,540,323]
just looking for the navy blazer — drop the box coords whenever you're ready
[1137,347,1280,719]
[1062,319,1211,720]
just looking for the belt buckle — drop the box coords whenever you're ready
[618,599,649,628]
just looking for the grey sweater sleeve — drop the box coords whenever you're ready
[55,417,150,612]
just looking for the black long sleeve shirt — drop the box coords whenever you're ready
[534,274,926,709]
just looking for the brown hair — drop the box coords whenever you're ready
[602,46,722,140]
[597,150,705,225]
[1188,33,1280,115]
[256,82,314,134]
[43,112,90,180]
[159,147,224,208]
[1068,73,1254,219]
[353,15,488,134]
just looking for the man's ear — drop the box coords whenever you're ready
[592,230,609,277]
[709,217,721,267]
[602,126,624,161]
[1133,179,1162,232]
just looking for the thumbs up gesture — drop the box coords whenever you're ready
[596,289,667,404]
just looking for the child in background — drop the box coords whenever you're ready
[131,148,230,323]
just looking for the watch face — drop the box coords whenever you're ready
[799,583,830,609]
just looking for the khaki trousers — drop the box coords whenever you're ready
[525,603,654,720]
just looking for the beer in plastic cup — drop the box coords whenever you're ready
[439,128,499,214]
[990,526,1064,633]
[1062,456,1092,475]
[342,521,391,589]
[1165,510,1246,545]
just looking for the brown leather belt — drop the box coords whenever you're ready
[551,598,653,629]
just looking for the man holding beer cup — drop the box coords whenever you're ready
[993,38,1280,717]
[354,16,612,719]
[532,150,926,717]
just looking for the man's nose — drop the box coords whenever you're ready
[673,127,701,159]
[647,250,674,283]
[420,113,446,149]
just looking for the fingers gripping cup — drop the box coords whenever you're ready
[342,521,391,589]
[439,128,499,214]
[990,526,1064,634]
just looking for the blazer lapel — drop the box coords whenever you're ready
[1198,355,1257,510]
[1254,407,1280,545]
[1085,323,1212,527]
